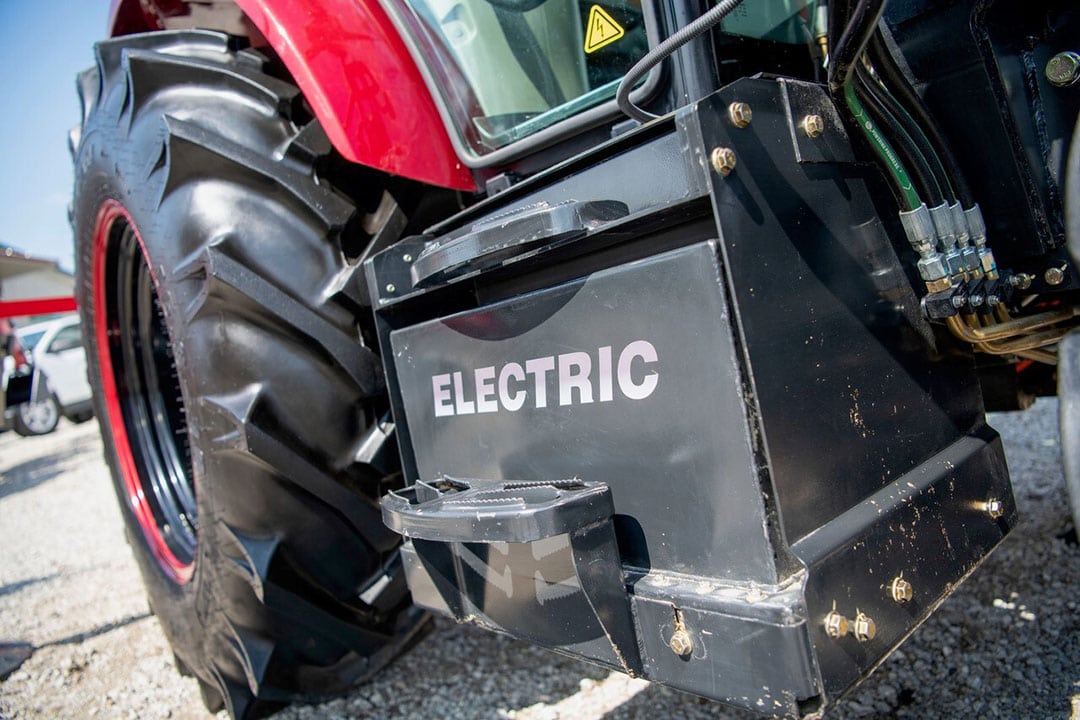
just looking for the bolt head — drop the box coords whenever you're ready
[669,629,693,656]
[986,498,1004,518]
[853,612,877,642]
[1046,52,1080,87]
[802,114,825,138]
[385,283,396,294]
[1044,266,1066,286]
[823,611,849,639]
[890,577,914,603]
[403,253,414,263]
[710,147,737,176]
[728,102,753,128]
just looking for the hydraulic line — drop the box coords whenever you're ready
[867,30,976,208]
[854,64,944,207]
[616,0,747,122]
[860,63,955,203]
[843,82,921,210]
[828,0,922,210]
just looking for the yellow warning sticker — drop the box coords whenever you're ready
[584,5,625,54]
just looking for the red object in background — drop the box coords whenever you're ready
[108,0,476,192]
[0,296,77,320]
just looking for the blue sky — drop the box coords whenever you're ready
[0,1,108,273]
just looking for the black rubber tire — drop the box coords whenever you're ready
[12,394,60,437]
[71,30,425,719]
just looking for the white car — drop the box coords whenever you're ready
[11,315,94,435]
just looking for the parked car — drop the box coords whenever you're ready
[11,315,93,436]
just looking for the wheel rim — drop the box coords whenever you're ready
[18,397,58,434]
[93,200,196,583]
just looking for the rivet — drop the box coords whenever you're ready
[403,254,414,263]
[385,283,396,294]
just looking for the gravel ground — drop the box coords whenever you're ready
[0,401,1077,719]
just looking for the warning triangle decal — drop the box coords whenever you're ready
[584,5,625,54]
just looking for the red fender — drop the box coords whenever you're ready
[108,0,476,192]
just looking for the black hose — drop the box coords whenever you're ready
[867,30,976,207]
[828,0,885,92]
[854,64,944,205]
[860,64,954,203]
[616,0,746,123]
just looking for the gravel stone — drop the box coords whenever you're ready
[0,399,1077,718]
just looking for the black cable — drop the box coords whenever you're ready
[867,30,976,207]
[616,0,746,123]
[854,64,945,206]
[827,0,884,92]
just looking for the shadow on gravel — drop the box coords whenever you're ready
[35,612,152,650]
[0,431,101,500]
[0,574,59,598]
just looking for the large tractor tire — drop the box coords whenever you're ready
[71,30,426,718]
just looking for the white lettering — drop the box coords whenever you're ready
[617,340,659,400]
[558,352,593,406]
[597,345,613,402]
[498,362,527,412]
[525,356,555,408]
[452,371,475,415]
[474,366,498,413]
[433,374,454,417]
[430,341,659,417]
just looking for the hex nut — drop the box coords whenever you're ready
[1046,51,1080,87]
[1044,266,1066,286]
[916,255,948,282]
[669,629,693,656]
[802,114,825,138]
[823,611,849,639]
[728,102,753,128]
[710,147,737,176]
[853,612,877,642]
[890,577,914,604]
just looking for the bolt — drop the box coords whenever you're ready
[985,497,1004,518]
[728,102,753,128]
[403,253,414,263]
[890,577,914,603]
[385,283,396,294]
[1009,273,1034,290]
[853,612,877,642]
[1044,265,1066,286]
[1046,51,1080,87]
[669,629,693,656]
[951,295,966,309]
[986,294,1001,307]
[823,611,849,639]
[710,147,737,176]
[802,114,825,138]
[969,294,984,307]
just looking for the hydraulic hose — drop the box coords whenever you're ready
[867,30,976,208]
[854,64,944,206]
[843,81,921,210]
[616,0,747,122]
[861,63,955,203]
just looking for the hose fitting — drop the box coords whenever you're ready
[964,204,997,279]
[930,202,964,279]
[901,204,951,291]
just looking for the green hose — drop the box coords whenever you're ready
[843,80,921,211]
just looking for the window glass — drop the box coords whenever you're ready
[46,325,83,354]
[391,0,649,155]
